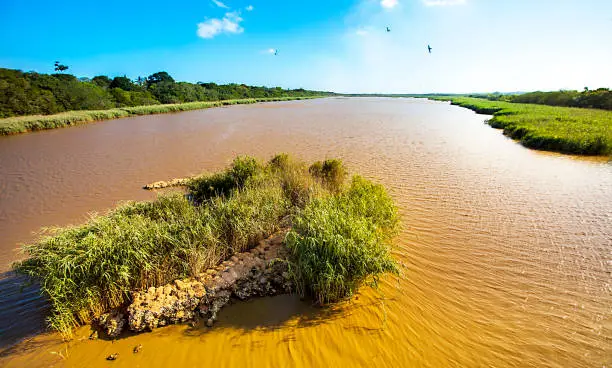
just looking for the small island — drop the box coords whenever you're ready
[14,154,399,338]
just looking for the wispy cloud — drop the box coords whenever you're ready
[381,0,398,9]
[263,48,277,55]
[422,0,465,6]
[246,5,254,11]
[211,0,229,9]
[197,12,244,39]
[356,29,369,36]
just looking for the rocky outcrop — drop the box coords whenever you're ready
[143,177,193,190]
[99,311,125,338]
[102,231,294,336]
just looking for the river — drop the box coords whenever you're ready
[0,98,610,367]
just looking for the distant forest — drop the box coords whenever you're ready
[0,67,332,118]
[468,88,612,110]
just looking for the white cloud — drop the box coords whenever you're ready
[197,12,244,39]
[381,0,398,9]
[211,0,229,9]
[422,0,465,6]
[246,5,254,11]
[356,29,369,36]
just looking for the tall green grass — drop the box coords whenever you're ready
[308,159,348,193]
[0,97,322,135]
[14,154,399,336]
[432,96,612,155]
[286,175,399,305]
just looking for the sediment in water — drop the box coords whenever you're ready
[99,230,293,337]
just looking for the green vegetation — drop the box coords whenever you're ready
[0,97,317,135]
[308,159,347,193]
[432,97,612,155]
[0,66,330,135]
[0,67,331,118]
[286,175,399,304]
[464,88,612,111]
[14,154,398,336]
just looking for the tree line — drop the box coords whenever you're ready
[0,68,331,118]
[469,88,612,110]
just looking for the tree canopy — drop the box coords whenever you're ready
[0,68,331,118]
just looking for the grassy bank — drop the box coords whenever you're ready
[431,97,612,155]
[14,154,399,337]
[0,96,321,135]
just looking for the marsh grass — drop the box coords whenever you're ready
[432,96,612,155]
[0,96,321,135]
[188,156,263,203]
[286,175,399,305]
[14,154,398,336]
[308,159,347,193]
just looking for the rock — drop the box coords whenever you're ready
[106,353,119,361]
[124,229,294,334]
[99,312,125,338]
[133,344,143,353]
[143,177,192,190]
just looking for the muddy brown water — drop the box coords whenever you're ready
[0,98,610,367]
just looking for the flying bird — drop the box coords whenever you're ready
[427,45,432,54]
[386,27,391,32]
[274,49,278,56]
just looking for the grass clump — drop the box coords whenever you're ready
[286,175,399,305]
[15,194,214,333]
[14,154,399,336]
[268,153,328,209]
[187,156,262,203]
[309,159,347,192]
[432,96,612,155]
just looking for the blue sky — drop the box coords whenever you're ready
[1,0,611,93]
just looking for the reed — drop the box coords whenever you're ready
[286,175,399,305]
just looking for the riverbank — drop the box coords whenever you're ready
[13,154,399,338]
[0,97,322,135]
[430,97,612,156]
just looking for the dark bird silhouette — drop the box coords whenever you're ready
[274,49,278,56]
[386,27,391,32]
[427,45,432,53]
